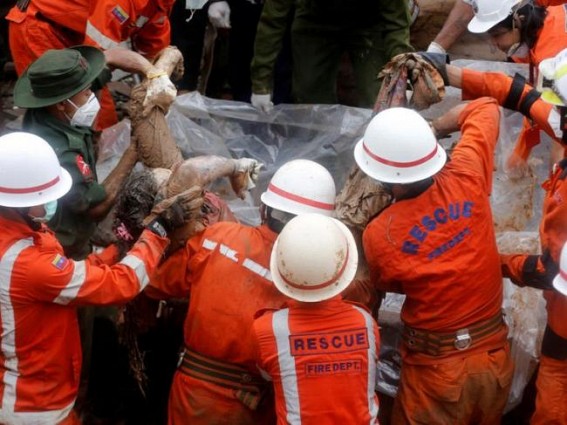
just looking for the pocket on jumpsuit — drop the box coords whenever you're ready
[411,359,466,424]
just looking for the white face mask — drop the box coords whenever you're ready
[31,199,58,223]
[67,93,101,127]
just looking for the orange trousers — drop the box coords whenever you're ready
[531,355,567,425]
[167,370,276,425]
[392,346,514,425]
[8,16,118,131]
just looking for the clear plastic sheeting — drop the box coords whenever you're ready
[97,59,550,410]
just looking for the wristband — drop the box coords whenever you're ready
[146,219,168,238]
[147,71,168,80]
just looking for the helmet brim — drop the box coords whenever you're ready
[354,137,447,184]
[467,17,500,34]
[553,274,567,296]
[0,167,73,208]
[270,218,358,302]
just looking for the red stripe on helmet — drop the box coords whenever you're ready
[279,245,349,291]
[561,269,567,281]
[363,142,438,168]
[0,176,60,194]
[268,183,334,211]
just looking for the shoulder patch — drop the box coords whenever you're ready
[52,254,69,270]
[111,5,129,24]
[75,154,93,179]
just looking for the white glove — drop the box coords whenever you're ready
[208,1,231,28]
[427,41,447,55]
[251,93,273,113]
[234,158,263,190]
[143,73,177,116]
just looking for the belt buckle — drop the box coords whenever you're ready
[454,328,472,350]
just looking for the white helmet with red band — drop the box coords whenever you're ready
[260,159,336,216]
[270,213,358,302]
[0,132,72,207]
[467,0,521,34]
[354,107,446,184]
[553,242,567,296]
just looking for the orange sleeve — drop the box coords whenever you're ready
[452,97,501,193]
[131,11,171,58]
[461,68,514,106]
[86,244,120,266]
[24,230,169,306]
[84,0,136,50]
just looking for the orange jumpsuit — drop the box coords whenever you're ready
[363,98,513,425]
[7,0,173,130]
[0,213,168,424]
[252,297,380,424]
[461,68,567,425]
[147,222,288,425]
[511,5,567,160]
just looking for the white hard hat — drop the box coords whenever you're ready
[354,108,446,184]
[537,48,567,107]
[261,159,336,216]
[270,213,358,302]
[468,0,521,33]
[0,132,72,207]
[553,242,567,296]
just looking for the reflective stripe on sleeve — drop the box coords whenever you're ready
[0,400,74,424]
[53,261,86,305]
[0,238,33,412]
[120,254,149,290]
[353,305,379,423]
[86,21,120,50]
[272,309,301,425]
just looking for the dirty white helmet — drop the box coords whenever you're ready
[0,132,72,207]
[260,159,336,216]
[553,242,567,296]
[270,213,358,302]
[354,108,446,184]
[537,48,567,107]
[468,0,521,33]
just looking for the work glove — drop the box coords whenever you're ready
[251,93,274,113]
[143,186,204,238]
[426,41,447,55]
[416,52,450,85]
[208,1,231,28]
[143,72,177,116]
[230,158,263,198]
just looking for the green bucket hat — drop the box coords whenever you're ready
[14,45,105,109]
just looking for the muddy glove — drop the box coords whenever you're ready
[142,72,177,116]
[208,1,231,28]
[230,158,263,198]
[251,93,273,113]
[143,186,204,238]
[417,52,450,85]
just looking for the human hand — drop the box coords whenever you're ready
[143,186,204,237]
[143,73,177,116]
[208,1,231,28]
[416,52,450,85]
[251,93,274,113]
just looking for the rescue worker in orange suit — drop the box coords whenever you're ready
[252,213,380,424]
[6,0,177,129]
[0,131,202,425]
[356,98,513,424]
[145,159,338,425]
[429,49,567,425]
[426,0,566,55]
[466,0,567,169]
